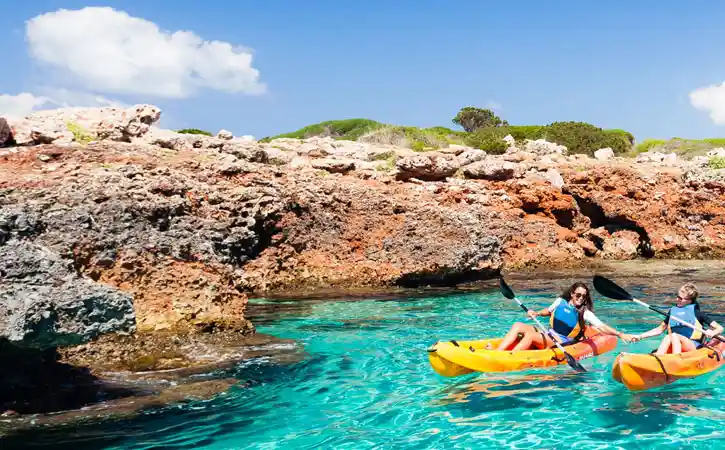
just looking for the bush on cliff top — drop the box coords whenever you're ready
[263,119,466,150]
[464,121,632,155]
[708,156,725,169]
[634,138,725,159]
[464,128,509,154]
[177,128,213,136]
[262,119,382,141]
[264,106,637,156]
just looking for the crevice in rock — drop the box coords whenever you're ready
[518,202,575,229]
[394,267,501,288]
[571,194,654,257]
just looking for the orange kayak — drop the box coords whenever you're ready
[428,328,618,377]
[612,341,725,391]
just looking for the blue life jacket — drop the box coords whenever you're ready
[550,298,581,339]
[668,303,702,340]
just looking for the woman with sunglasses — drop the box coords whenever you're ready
[630,282,723,354]
[495,282,633,351]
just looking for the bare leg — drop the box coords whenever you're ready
[655,335,672,355]
[513,330,552,351]
[670,333,683,354]
[676,334,697,353]
[496,322,535,351]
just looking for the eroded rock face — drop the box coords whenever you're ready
[8,105,161,146]
[0,239,135,350]
[395,154,460,181]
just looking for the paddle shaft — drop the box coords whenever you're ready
[631,297,725,344]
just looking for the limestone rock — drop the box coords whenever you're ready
[594,147,614,161]
[217,129,234,140]
[523,139,567,156]
[457,149,487,167]
[312,158,356,173]
[463,161,517,181]
[636,151,666,163]
[395,154,460,181]
[602,230,640,259]
[546,168,565,190]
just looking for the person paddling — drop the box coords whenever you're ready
[630,282,723,354]
[495,282,634,351]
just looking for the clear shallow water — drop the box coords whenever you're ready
[11,276,725,449]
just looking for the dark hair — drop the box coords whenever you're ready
[562,282,594,339]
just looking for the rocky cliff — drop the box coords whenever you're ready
[1,104,725,417]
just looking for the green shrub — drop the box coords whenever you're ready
[708,156,725,169]
[634,139,667,154]
[359,125,463,150]
[540,121,632,156]
[452,107,508,132]
[599,131,633,154]
[505,125,547,142]
[633,138,725,159]
[605,129,635,146]
[370,150,396,161]
[465,127,508,154]
[177,128,213,136]
[263,119,382,142]
[66,121,94,144]
[703,138,725,147]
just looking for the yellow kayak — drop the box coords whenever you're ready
[428,328,618,376]
[612,341,725,391]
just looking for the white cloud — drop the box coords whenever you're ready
[0,92,50,117]
[39,88,126,109]
[690,82,725,125]
[0,89,128,118]
[25,6,266,99]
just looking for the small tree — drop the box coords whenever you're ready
[452,107,508,132]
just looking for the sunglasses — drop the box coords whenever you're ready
[572,292,587,298]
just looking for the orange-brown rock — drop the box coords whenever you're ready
[3,142,725,324]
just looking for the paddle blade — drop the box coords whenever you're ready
[565,353,587,373]
[592,275,633,301]
[499,278,515,300]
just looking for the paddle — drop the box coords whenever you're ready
[592,275,725,344]
[499,277,587,373]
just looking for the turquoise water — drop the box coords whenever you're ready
[11,278,725,449]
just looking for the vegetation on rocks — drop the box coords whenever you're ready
[266,107,637,156]
[263,119,466,150]
[66,121,94,144]
[177,128,213,136]
[708,156,725,169]
[634,138,725,158]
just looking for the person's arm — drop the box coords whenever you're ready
[698,311,724,339]
[634,321,667,340]
[706,321,724,338]
[527,298,560,319]
[584,311,632,341]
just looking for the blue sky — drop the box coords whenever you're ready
[2,1,725,141]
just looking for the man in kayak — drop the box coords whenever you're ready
[630,282,723,354]
[495,282,634,351]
